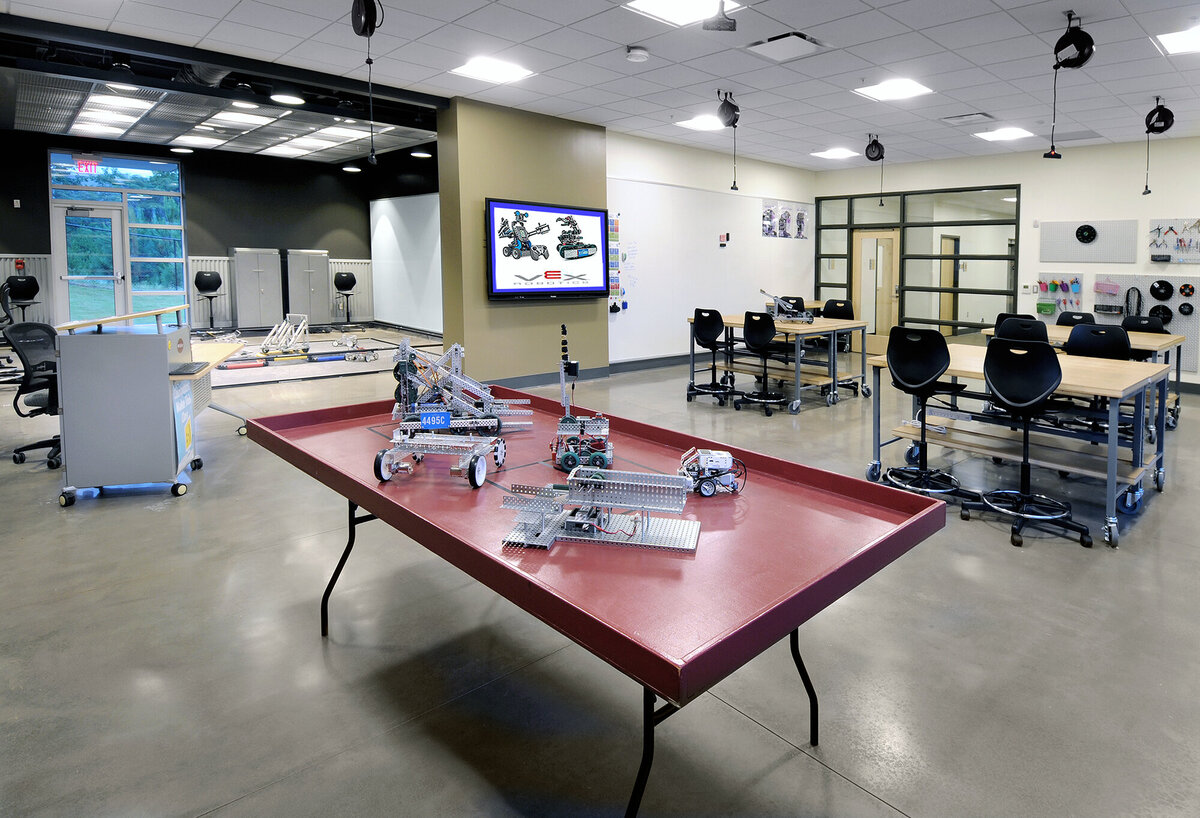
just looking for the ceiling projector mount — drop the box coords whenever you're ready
[703,1,736,32]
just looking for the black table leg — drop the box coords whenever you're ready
[321,499,377,637]
[790,628,819,746]
[625,687,680,817]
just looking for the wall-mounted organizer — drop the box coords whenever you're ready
[1039,220,1138,263]
[1147,218,1200,264]
[1036,274,1083,318]
[1092,273,1199,373]
[1093,277,1124,318]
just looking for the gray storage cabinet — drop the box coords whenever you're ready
[286,249,331,324]
[231,247,283,328]
[58,326,194,489]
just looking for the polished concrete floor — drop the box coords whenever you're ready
[2,344,1199,817]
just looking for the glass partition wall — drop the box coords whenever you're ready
[816,186,1018,339]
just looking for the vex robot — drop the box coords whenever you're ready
[555,216,597,259]
[374,432,506,489]
[391,340,532,436]
[761,288,814,323]
[550,325,613,472]
[497,210,550,260]
[678,447,746,497]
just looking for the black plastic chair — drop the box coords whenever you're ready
[687,308,737,406]
[884,327,979,500]
[334,272,356,324]
[2,322,62,469]
[960,338,1092,547]
[993,311,1034,330]
[1056,311,1096,327]
[996,316,1048,342]
[1121,315,1167,362]
[194,270,223,329]
[734,312,787,416]
[1062,324,1131,360]
[807,299,858,395]
[1,275,40,323]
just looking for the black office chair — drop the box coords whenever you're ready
[1,275,40,323]
[687,308,737,406]
[960,338,1092,547]
[884,327,979,500]
[194,270,223,329]
[1121,315,1167,362]
[734,311,787,416]
[1056,311,1096,327]
[2,322,62,469]
[996,316,1048,342]
[334,272,356,324]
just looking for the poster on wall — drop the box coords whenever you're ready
[608,215,625,311]
[485,198,609,299]
[761,199,810,239]
[1149,219,1200,263]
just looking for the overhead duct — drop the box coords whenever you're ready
[174,63,230,87]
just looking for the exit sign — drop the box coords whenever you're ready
[76,159,99,174]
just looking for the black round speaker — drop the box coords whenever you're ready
[194,270,222,294]
[334,272,357,293]
[351,0,378,37]
[1150,279,1174,301]
[1180,283,1194,298]
[1179,302,1194,316]
[1075,224,1097,244]
[1149,304,1173,325]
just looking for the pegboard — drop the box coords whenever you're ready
[1147,218,1200,263]
[1092,272,1198,373]
[1039,220,1138,263]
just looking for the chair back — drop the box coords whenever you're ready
[993,311,1034,329]
[1062,324,1131,360]
[886,327,950,397]
[822,299,854,320]
[334,272,357,293]
[692,308,726,348]
[1121,315,1167,335]
[1056,311,1096,327]
[983,339,1061,418]
[4,275,39,301]
[778,297,805,316]
[742,312,776,354]
[2,322,59,416]
[996,316,1048,342]
[194,270,222,294]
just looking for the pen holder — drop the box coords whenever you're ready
[1048,280,1058,291]
[1039,281,1048,291]
[1071,280,1081,293]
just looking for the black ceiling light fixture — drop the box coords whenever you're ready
[1142,96,1175,195]
[865,134,885,205]
[352,0,385,165]
[703,1,737,32]
[1046,11,1095,159]
[718,90,740,190]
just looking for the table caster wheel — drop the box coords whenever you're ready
[1166,413,1177,431]
[191,457,203,470]
[13,452,26,464]
[1147,427,1157,444]
[47,456,61,469]
[825,393,835,407]
[905,444,921,465]
[686,394,693,402]
[1103,520,1119,548]
[1117,490,1143,515]
[237,426,247,436]
[1080,532,1093,548]
[171,482,187,497]
[866,462,881,482]
[789,400,802,415]
[1154,467,1165,492]
[861,385,872,398]
[58,491,75,507]
[960,508,971,521]
[1010,532,1023,547]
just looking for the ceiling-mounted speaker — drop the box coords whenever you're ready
[351,0,379,37]
[1146,99,1174,134]
[1053,16,1094,69]
[865,135,884,162]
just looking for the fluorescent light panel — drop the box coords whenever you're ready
[88,93,155,110]
[1156,25,1200,55]
[76,109,140,125]
[269,93,305,105]
[173,134,224,147]
[315,126,370,140]
[676,114,724,131]
[211,110,276,126]
[625,0,741,27]
[231,100,259,109]
[288,137,335,150]
[71,122,126,135]
[854,78,933,101]
[259,145,308,157]
[811,147,857,159]
[974,127,1034,141]
[411,151,432,158]
[451,56,534,83]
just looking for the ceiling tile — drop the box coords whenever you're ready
[544,61,625,86]
[524,27,615,59]
[847,31,945,63]
[882,0,1005,30]
[924,12,1032,48]
[498,0,605,26]
[570,6,674,45]
[638,63,719,89]
[516,73,583,96]
[753,0,872,30]
[418,23,517,57]
[684,49,772,77]
[492,43,574,74]
[115,1,221,35]
[456,3,560,42]
[387,42,466,72]
[224,1,327,38]
[594,74,667,98]
[1006,0,1130,35]
[381,0,491,24]
[786,49,874,78]
[805,11,915,50]
[252,0,346,20]
[201,21,302,54]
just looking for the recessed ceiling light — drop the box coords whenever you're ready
[974,127,1034,141]
[289,137,335,150]
[105,82,138,92]
[212,110,275,126]
[89,93,155,110]
[410,150,432,158]
[259,145,308,157]
[342,165,362,173]
[194,125,215,131]
[71,122,126,135]
[853,78,933,102]
[625,0,741,27]
[316,126,370,139]
[173,135,224,147]
[269,92,305,106]
[1002,197,1018,203]
[1155,25,1200,55]
[676,114,725,131]
[941,112,994,125]
[231,100,259,109]
[747,31,823,62]
[76,109,140,124]
[344,119,357,124]
[810,147,858,159]
[451,56,534,83]
[170,148,194,154]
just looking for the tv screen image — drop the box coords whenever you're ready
[486,198,609,300]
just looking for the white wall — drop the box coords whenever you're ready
[370,194,442,334]
[606,133,817,363]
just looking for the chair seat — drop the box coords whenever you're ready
[22,391,51,410]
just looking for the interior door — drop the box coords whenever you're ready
[939,235,960,336]
[51,204,127,323]
[853,229,900,354]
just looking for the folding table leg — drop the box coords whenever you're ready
[790,629,819,746]
[321,499,378,637]
[625,687,679,818]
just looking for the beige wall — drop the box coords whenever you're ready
[438,98,607,382]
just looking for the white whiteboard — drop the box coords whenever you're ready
[607,178,814,363]
[370,194,442,333]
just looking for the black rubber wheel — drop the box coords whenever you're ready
[46,456,61,469]
[960,509,971,521]
[171,482,187,497]
[1011,532,1023,547]
[468,454,487,488]
[1081,534,1093,548]
[237,426,247,436]
[13,452,25,464]
[866,463,881,482]
[686,394,693,402]
[59,492,75,507]
[905,445,921,466]
[589,452,607,467]
[560,452,579,471]
[191,458,203,470]
[482,413,501,434]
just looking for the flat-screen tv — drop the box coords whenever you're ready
[486,198,609,300]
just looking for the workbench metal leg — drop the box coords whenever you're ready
[829,330,841,403]
[321,500,378,637]
[790,629,819,746]
[868,365,883,482]
[1103,398,1120,548]
[626,687,679,818]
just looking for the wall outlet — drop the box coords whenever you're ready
[12,199,19,208]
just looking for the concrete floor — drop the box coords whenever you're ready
[2,343,1199,817]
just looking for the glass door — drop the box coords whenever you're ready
[51,205,126,323]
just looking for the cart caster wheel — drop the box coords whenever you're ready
[1103,523,1119,547]
[866,462,881,482]
[686,394,694,402]
[59,491,75,507]
[905,444,921,465]
[47,456,61,469]
[717,399,726,407]
[826,393,835,407]
[960,508,971,521]
[191,457,203,470]
[1155,467,1165,492]
[699,478,717,497]
[1147,427,1157,444]
[13,452,25,464]
[862,385,872,398]
[764,407,773,417]
[1117,491,1143,514]
[1081,533,1093,548]
[991,456,1003,465]
[789,400,801,415]
[171,482,187,497]
[237,426,247,436]
[1166,414,1177,431]
[1010,532,1023,547]
[734,402,742,411]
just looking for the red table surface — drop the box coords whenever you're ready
[249,387,944,706]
